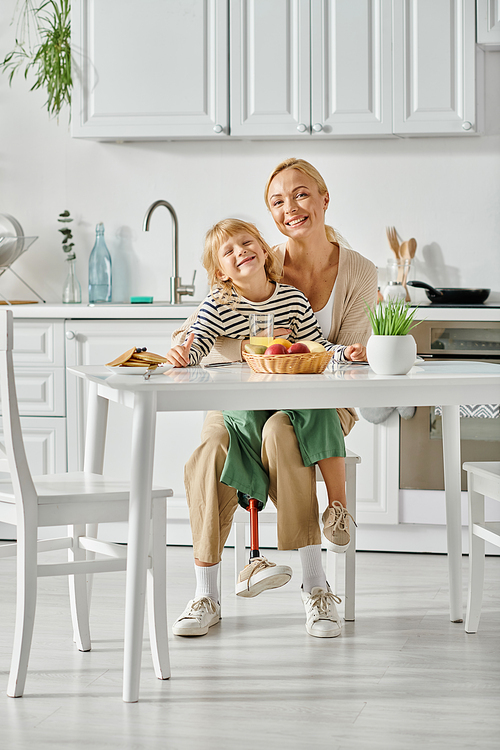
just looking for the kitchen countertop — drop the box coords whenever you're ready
[7,302,500,322]
[7,302,202,320]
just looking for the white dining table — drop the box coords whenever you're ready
[68,359,500,702]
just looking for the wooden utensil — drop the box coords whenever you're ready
[399,240,410,261]
[401,258,411,301]
[397,240,410,285]
[408,238,417,258]
[386,226,400,259]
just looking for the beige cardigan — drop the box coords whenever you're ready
[171,233,378,435]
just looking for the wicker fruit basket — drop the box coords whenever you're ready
[243,350,333,374]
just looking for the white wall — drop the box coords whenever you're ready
[1,1,499,306]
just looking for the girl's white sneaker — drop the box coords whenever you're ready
[236,556,292,598]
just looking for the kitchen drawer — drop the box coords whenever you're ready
[0,416,67,475]
[12,320,65,366]
[0,416,68,538]
[0,367,66,416]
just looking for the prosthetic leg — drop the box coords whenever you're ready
[248,497,261,561]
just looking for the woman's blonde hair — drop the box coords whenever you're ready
[203,218,281,304]
[264,157,338,244]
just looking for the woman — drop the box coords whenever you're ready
[171,158,377,639]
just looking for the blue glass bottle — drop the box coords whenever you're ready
[88,222,112,303]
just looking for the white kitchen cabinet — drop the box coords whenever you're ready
[310,0,393,136]
[71,0,229,140]
[64,320,205,508]
[0,319,68,540]
[230,0,393,138]
[476,0,500,48]
[2,319,66,426]
[393,0,480,135]
[0,417,67,476]
[344,409,400,525]
[0,416,68,539]
[229,0,311,136]
[72,0,482,141]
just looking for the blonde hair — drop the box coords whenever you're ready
[203,218,281,305]
[264,157,338,244]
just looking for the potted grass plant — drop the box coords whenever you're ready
[365,299,422,375]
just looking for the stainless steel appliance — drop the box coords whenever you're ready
[400,320,500,490]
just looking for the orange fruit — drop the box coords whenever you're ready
[271,337,292,349]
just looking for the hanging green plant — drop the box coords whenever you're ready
[0,0,72,118]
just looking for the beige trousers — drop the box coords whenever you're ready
[184,410,323,564]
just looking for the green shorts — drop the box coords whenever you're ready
[221,409,345,508]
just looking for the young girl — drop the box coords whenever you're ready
[166,219,364,596]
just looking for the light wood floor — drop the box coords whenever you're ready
[1,546,499,750]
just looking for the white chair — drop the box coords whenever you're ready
[463,461,500,634]
[233,449,361,621]
[0,308,173,697]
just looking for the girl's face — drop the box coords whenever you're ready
[267,169,329,240]
[216,231,267,285]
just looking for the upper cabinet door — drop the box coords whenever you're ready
[230,0,311,136]
[310,0,393,136]
[476,0,500,48]
[393,0,478,135]
[71,0,228,140]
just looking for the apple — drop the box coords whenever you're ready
[288,342,310,354]
[297,340,326,353]
[264,343,288,355]
[270,337,292,350]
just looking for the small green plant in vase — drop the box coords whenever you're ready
[59,210,81,303]
[365,299,422,375]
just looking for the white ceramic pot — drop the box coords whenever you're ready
[366,334,417,375]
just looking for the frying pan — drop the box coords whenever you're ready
[407,281,490,305]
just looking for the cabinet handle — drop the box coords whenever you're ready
[65,330,76,340]
[213,124,223,133]
[461,121,472,131]
[296,123,308,133]
[312,123,323,132]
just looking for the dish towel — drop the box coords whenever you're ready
[359,406,416,424]
[434,404,499,418]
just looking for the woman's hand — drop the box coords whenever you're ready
[344,343,366,362]
[165,332,195,367]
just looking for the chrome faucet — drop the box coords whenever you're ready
[142,199,196,304]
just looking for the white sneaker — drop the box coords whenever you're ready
[301,586,343,638]
[236,556,292,598]
[172,596,220,636]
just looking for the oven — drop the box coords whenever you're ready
[399,320,500,491]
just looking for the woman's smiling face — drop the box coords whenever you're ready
[267,169,329,239]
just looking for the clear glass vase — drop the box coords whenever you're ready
[62,258,82,304]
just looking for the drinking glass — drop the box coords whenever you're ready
[249,313,274,347]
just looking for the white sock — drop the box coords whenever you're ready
[194,563,220,603]
[299,545,328,593]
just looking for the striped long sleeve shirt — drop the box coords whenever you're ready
[185,283,348,365]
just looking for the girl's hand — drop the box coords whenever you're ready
[165,332,195,367]
[344,343,366,361]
